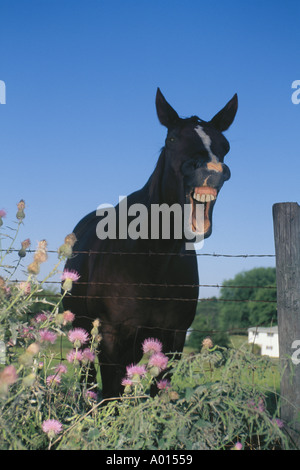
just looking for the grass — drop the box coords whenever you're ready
[186,335,280,393]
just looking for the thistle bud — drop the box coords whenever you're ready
[148,366,160,377]
[55,314,64,326]
[0,209,6,227]
[26,342,40,356]
[34,240,48,263]
[16,200,25,220]
[0,382,9,398]
[95,334,102,343]
[202,337,213,350]
[93,319,101,328]
[64,233,77,247]
[18,352,33,367]
[58,233,77,259]
[168,391,179,401]
[18,238,31,258]
[91,319,100,337]
[58,243,73,259]
[27,260,40,275]
[22,373,36,387]
[0,276,6,294]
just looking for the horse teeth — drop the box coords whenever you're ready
[193,192,216,202]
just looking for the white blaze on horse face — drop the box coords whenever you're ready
[194,125,219,165]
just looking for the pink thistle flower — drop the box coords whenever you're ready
[54,364,68,375]
[0,365,18,385]
[66,349,83,364]
[82,348,95,362]
[0,210,6,227]
[35,313,48,323]
[258,397,265,413]
[46,374,61,386]
[157,379,171,390]
[18,281,31,295]
[121,378,133,387]
[62,310,75,324]
[61,269,80,292]
[232,442,243,450]
[126,364,147,378]
[39,329,57,344]
[148,353,168,371]
[272,418,284,429]
[4,286,10,297]
[248,397,265,413]
[68,328,89,347]
[42,419,63,438]
[19,325,35,340]
[85,390,98,401]
[142,338,163,355]
[61,269,80,282]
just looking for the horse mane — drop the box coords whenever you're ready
[148,147,166,203]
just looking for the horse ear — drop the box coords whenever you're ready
[209,93,238,132]
[156,88,180,128]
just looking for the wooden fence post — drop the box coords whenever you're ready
[273,202,300,444]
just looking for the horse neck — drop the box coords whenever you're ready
[146,148,166,205]
[134,149,187,254]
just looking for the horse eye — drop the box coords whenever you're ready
[168,137,175,142]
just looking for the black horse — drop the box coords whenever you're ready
[63,88,238,398]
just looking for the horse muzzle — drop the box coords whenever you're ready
[185,162,231,239]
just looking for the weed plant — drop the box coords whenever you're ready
[0,202,292,450]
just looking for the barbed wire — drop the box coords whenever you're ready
[1,248,276,258]
[2,249,277,303]
[25,291,276,303]
[9,278,277,290]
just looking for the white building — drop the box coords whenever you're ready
[248,326,279,358]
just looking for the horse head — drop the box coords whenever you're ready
[155,88,238,240]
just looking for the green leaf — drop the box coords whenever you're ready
[185,387,194,401]
[87,427,100,441]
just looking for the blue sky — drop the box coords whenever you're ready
[1,0,299,296]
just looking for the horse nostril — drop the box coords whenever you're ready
[207,162,223,173]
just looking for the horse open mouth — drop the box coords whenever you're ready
[189,187,217,236]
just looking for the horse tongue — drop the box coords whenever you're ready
[191,198,211,234]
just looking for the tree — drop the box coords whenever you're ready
[186,297,229,350]
[218,267,277,333]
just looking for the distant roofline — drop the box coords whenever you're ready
[248,326,278,333]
